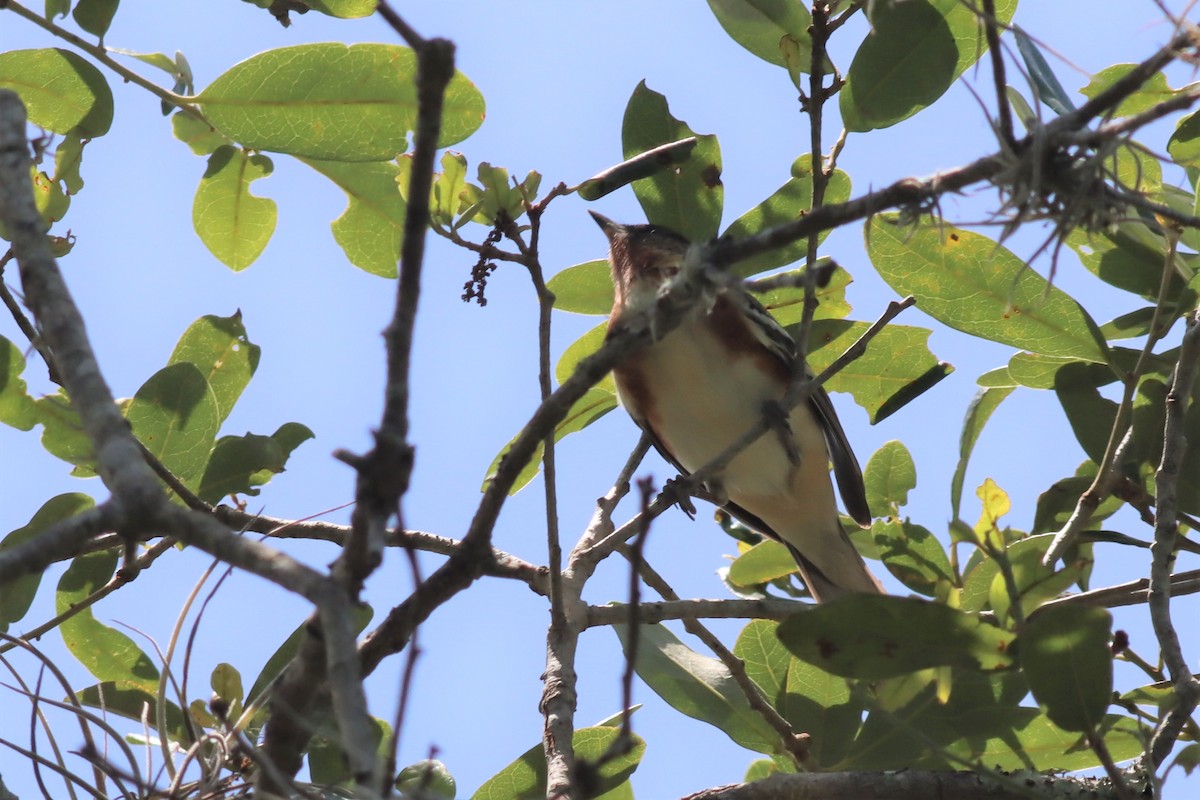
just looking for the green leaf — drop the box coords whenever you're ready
[867,216,1107,363]
[612,621,781,754]
[196,433,280,503]
[472,725,644,800]
[193,145,277,271]
[1013,26,1076,115]
[728,540,798,588]
[301,157,405,277]
[73,0,119,38]
[873,519,953,597]
[127,362,221,486]
[1053,362,1118,464]
[863,440,916,516]
[734,619,793,705]
[705,0,814,70]
[1020,605,1113,733]
[459,162,525,225]
[0,335,39,431]
[547,260,613,316]
[841,0,1017,131]
[555,323,614,389]
[1066,223,1189,302]
[1169,109,1200,168]
[0,48,113,136]
[303,0,375,17]
[777,595,1015,680]
[196,43,485,160]
[754,261,852,327]
[57,549,159,691]
[0,494,94,630]
[310,716,390,787]
[172,111,230,156]
[784,647,862,767]
[244,603,372,732]
[169,312,260,424]
[395,759,457,799]
[804,319,953,424]
[1079,64,1177,118]
[987,534,1093,624]
[622,81,722,242]
[197,424,312,503]
[722,155,851,278]
[485,387,618,495]
[52,131,86,195]
[78,682,191,745]
[951,387,1014,521]
[34,390,96,473]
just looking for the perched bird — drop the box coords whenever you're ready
[591,211,882,601]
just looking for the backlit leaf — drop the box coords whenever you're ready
[301,157,406,277]
[58,549,159,691]
[197,43,485,160]
[193,146,277,271]
[867,216,1107,363]
[0,48,113,136]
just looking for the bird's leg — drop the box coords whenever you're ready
[762,399,801,466]
[663,475,700,518]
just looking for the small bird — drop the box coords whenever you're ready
[591,211,882,601]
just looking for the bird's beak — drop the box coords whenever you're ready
[588,210,623,242]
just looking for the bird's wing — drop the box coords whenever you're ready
[738,291,873,528]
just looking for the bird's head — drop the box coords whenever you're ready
[589,211,690,309]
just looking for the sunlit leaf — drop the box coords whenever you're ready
[728,539,797,588]
[197,43,485,160]
[754,261,853,327]
[472,725,644,800]
[301,157,405,277]
[867,216,1107,363]
[722,155,850,278]
[1079,64,1178,118]
[873,519,952,597]
[863,440,915,516]
[0,335,39,431]
[804,319,952,424]
[548,260,613,316]
[0,48,113,136]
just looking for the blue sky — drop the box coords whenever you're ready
[2,1,1199,798]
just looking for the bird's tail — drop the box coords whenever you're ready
[783,533,884,603]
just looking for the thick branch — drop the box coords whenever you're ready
[1147,309,1200,766]
[683,770,1122,800]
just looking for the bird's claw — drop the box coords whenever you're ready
[664,476,699,519]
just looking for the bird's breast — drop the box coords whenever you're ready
[614,306,821,496]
